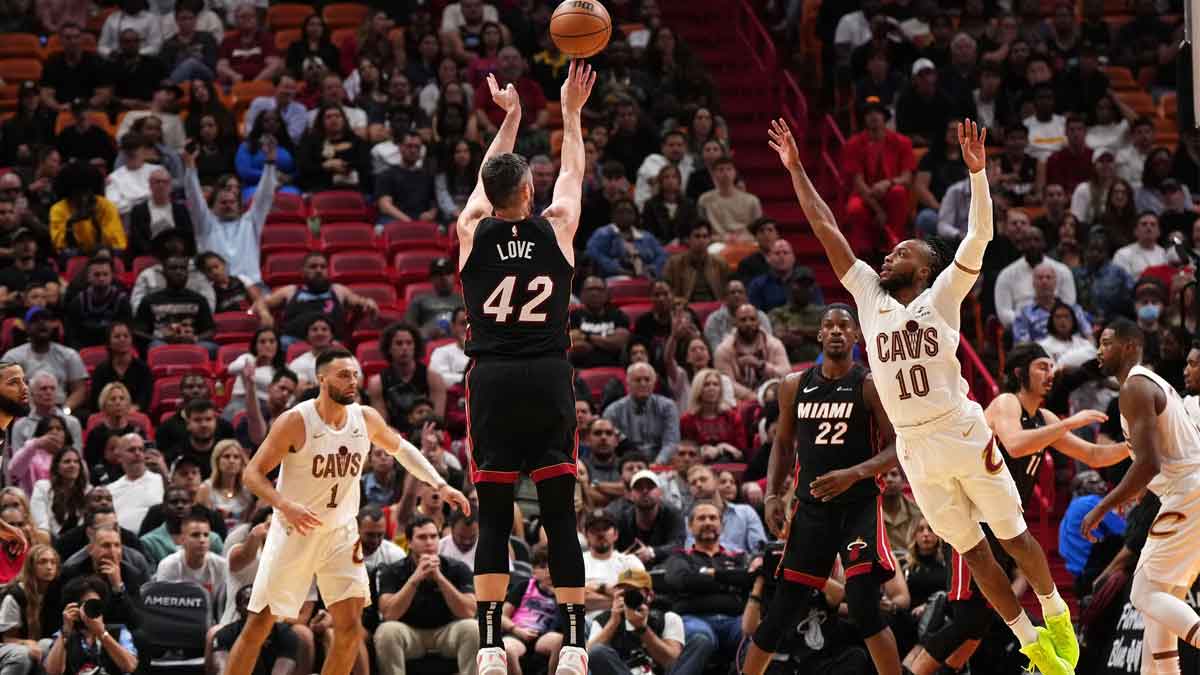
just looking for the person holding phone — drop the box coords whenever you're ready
[586,568,709,675]
[45,574,138,675]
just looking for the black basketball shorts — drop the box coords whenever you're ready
[464,355,579,484]
[776,496,898,589]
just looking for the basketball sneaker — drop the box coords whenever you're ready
[1018,627,1074,675]
[477,647,507,675]
[1044,609,1079,668]
[555,646,588,675]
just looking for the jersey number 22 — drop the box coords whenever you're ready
[483,275,553,323]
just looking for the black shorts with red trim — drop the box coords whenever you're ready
[465,355,579,484]
[776,496,897,590]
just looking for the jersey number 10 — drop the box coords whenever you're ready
[895,365,930,399]
[483,275,553,323]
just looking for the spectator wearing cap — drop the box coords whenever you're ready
[428,307,469,386]
[64,260,134,350]
[586,198,668,280]
[734,218,779,284]
[139,486,225,566]
[747,240,817,313]
[1012,263,1092,344]
[1117,117,1156,190]
[0,226,59,306]
[587,567,699,675]
[216,2,283,87]
[1022,85,1067,162]
[49,162,127,258]
[376,131,438,223]
[55,100,118,173]
[842,97,915,255]
[663,222,729,304]
[664,499,757,663]
[606,469,686,570]
[1113,212,1168,278]
[603,363,680,464]
[569,277,632,369]
[683,465,766,555]
[130,231,212,314]
[1068,150,1117,225]
[107,29,169,113]
[42,23,115,114]
[768,271,825,363]
[404,257,464,341]
[895,57,962,149]
[242,74,309,145]
[105,133,157,220]
[1045,114,1094,196]
[583,508,647,621]
[697,157,762,244]
[106,433,163,533]
[127,169,193,261]
[1,307,87,410]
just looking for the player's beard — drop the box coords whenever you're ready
[329,388,357,405]
[0,391,29,419]
[879,268,914,292]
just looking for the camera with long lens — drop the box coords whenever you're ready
[75,598,103,632]
[622,588,645,610]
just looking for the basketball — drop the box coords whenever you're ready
[550,0,612,58]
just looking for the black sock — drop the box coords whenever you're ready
[478,601,504,649]
[560,602,587,648]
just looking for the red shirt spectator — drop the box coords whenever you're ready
[843,98,916,253]
[219,30,278,82]
[680,408,747,452]
[1046,115,1094,195]
[679,368,749,462]
[473,47,547,132]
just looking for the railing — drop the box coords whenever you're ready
[732,0,808,139]
[958,338,1000,409]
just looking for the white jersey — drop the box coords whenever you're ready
[278,400,372,531]
[841,260,972,428]
[1120,365,1200,496]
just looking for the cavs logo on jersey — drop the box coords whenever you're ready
[983,439,1004,475]
[352,538,364,565]
[312,445,364,478]
[846,537,868,562]
[875,323,940,363]
[1149,511,1188,538]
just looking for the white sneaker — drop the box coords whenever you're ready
[477,646,507,675]
[555,646,588,675]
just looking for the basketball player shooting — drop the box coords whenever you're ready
[767,117,1077,675]
[223,349,470,675]
[455,61,595,675]
[1083,319,1200,675]
[744,304,903,675]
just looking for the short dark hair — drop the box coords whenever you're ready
[688,221,712,237]
[1003,342,1051,393]
[1107,317,1144,346]
[480,153,529,209]
[196,251,225,269]
[87,256,114,273]
[662,130,687,145]
[405,514,438,540]
[1065,113,1087,128]
[272,368,299,385]
[315,347,355,372]
[618,452,649,475]
[1132,116,1155,132]
[821,303,859,327]
[530,542,549,567]
[184,398,216,417]
[448,508,476,528]
[85,506,116,528]
[358,505,385,523]
[1006,123,1029,138]
[181,505,211,528]
[748,218,777,236]
[600,160,626,180]
[712,157,736,171]
[62,575,109,607]
[302,250,327,265]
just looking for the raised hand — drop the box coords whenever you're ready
[1064,409,1108,430]
[561,60,596,115]
[958,118,987,174]
[487,73,520,114]
[767,118,802,171]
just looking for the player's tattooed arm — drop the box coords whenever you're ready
[764,374,801,536]
[363,408,471,514]
[1082,376,1164,541]
[1040,408,1129,468]
[810,374,898,502]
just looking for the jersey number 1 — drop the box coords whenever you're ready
[483,275,553,323]
[327,485,339,508]
[895,365,930,400]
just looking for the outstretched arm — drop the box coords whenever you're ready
[768,118,856,279]
[543,60,596,249]
[930,119,991,322]
[457,74,523,233]
[363,408,471,515]
[1041,409,1131,467]
[986,394,1108,458]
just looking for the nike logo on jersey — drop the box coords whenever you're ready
[313,432,325,438]
[962,423,975,438]
[803,386,820,393]
[879,307,894,313]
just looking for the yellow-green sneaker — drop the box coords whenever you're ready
[1044,609,1079,668]
[1018,627,1074,675]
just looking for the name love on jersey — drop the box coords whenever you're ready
[311,446,363,478]
[875,319,940,363]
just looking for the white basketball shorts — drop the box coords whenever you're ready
[248,518,371,619]
[1138,475,1200,589]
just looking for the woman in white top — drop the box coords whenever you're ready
[1037,300,1097,364]
[29,447,89,539]
[195,440,254,533]
[223,328,285,421]
[1084,94,1136,157]
[105,133,156,218]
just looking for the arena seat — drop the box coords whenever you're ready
[423,337,454,363]
[260,223,312,256]
[85,411,154,439]
[266,3,315,31]
[329,250,391,284]
[323,3,369,29]
[690,301,723,326]
[130,255,158,280]
[351,308,405,346]
[348,282,399,309]
[0,59,41,84]
[620,302,653,325]
[274,28,301,52]
[0,34,40,61]
[403,282,434,306]
[79,346,108,374]
[318,222,378,254]
[213,312,259,345]
[579,367,627,403]
[607,278,653,306]
[311,190,371,223]
[216,343,245,372]
[262,251,307,287]
[394,249,446,288]
[147,344,211,377]
[383,220,443,256]
[266,192,307,223]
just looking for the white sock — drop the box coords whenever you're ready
[1037,588,1069,618]
[1006,611,1039,647]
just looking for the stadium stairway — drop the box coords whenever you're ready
[665,0,1082,620]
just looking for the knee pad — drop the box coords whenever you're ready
[752,581,814,652]
[844,576,887,639]
[536,475,585,588]
[475,482,515,576]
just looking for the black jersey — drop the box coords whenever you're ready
[995,403,1046,505]
[461,216,574,359]
[791,364,879,504]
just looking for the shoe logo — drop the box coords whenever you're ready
[983,439,1003,475]
[962,423,975,438]
[803,386,819,393]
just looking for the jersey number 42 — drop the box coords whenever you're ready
[483,275,553,323]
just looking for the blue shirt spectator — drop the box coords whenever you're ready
[235,142,298,203]
[585,201,667,279]
[1012,299,1092,343]
[1059,474,1125,578]
[1074,237,1135,323]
